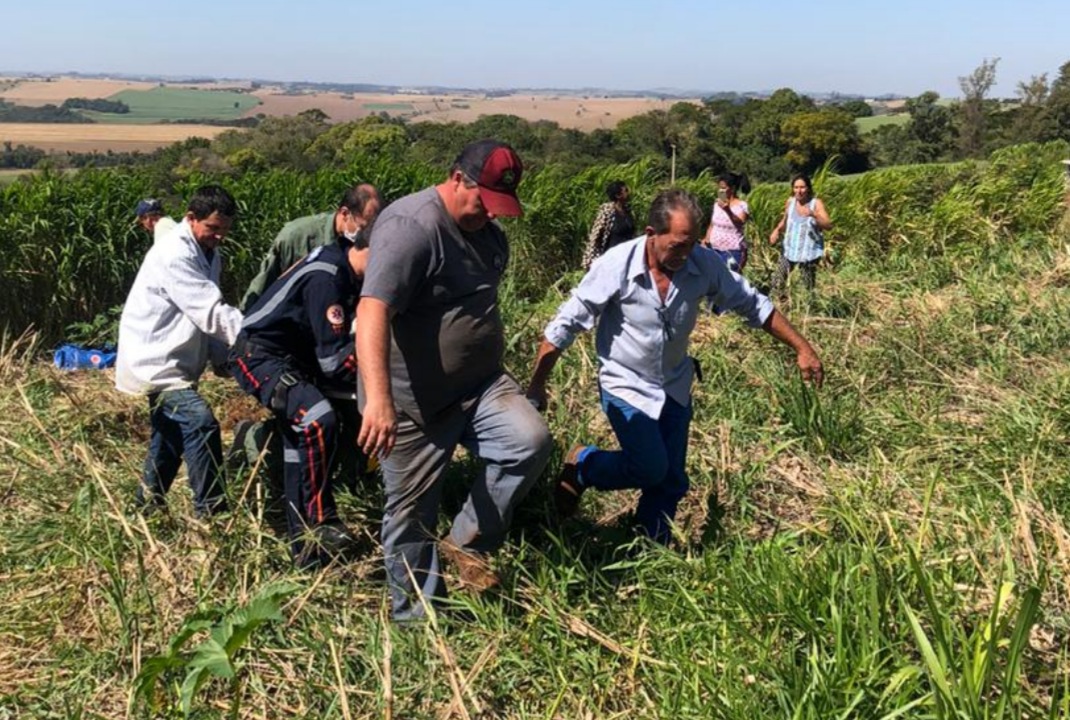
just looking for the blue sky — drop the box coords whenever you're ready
[3,0,1068,97]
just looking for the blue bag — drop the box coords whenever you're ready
[53,344,117,370]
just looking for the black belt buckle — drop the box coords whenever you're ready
[271,372,300,414]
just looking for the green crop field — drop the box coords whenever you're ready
[362,102,415,111]
[79,87,261,123]
[856,113,910,133]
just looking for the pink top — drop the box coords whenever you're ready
[708,200,749,251]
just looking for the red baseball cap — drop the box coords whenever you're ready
[454,139,524,217]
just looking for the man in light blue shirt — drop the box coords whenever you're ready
[526,188,823,544]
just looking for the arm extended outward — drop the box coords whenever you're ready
[762,308,823,386]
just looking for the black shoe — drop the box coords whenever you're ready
[194,499,230,520]
[133,489,168,518]
[225,420,253,471]
[294,521,360,569]
[553,445,587,518]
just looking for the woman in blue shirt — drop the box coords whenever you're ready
[768,173,832,300]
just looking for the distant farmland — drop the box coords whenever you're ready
[248,89,688,130]
[0,123,227,152]
[79,87,261,123]
[856,113,910,133]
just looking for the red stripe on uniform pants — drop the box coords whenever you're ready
[235,357,262,390]
[303,416,320,523]
[311,420,327,522]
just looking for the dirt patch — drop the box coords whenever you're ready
[745,454,831,541]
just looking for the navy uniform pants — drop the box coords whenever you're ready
[232,355,340,557]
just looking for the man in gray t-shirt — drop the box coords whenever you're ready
[357,140,552,621]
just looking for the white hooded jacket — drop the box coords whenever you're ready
[115,219,242,394]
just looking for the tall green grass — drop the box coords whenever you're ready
[4,141,1067,345]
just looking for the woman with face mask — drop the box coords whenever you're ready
[768,173,832,300]
[701,172,751,273]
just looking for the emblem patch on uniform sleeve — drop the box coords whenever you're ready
[326,304,345,330]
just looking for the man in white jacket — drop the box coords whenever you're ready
[116,185,243,517]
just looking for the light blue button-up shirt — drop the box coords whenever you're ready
[545,236,774,419]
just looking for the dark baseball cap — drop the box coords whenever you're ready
[134,198,164,217]
[454,140,524,217]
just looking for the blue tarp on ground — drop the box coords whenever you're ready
[53,344,117,370]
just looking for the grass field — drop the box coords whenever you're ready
[0,168,32,184]
[1,147,1069,718]
[79,87,262,123]
[362,102,416,112]
[856,113,911,133]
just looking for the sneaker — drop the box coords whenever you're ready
[554,444,587,518]
[438,538,500,592]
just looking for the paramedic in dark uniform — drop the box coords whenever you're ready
[229,240,367,568]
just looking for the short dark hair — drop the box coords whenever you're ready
[187,185,237,220]
[718,172,751,195]
[790,173,814,195]
[647,188,703,235]
[605,180,628,202]
[340,183,380,214]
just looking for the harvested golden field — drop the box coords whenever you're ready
[0,77,156,106]
[0,122,227,152]
[0,76,254,106]
[250,89,694,130]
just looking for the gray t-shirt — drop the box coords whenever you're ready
[361,187,509,424]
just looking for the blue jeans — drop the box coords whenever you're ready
[380,372,552,621]
[139,387,226,516]
[579,391,692,544]
[712,247,747,273]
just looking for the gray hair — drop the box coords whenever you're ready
[647,188,703,236]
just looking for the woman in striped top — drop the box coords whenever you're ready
[768,173,832,300]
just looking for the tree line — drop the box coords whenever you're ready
[118,58,1070,184]
[7,58,1070,182]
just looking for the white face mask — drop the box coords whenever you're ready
[343,226,360,243]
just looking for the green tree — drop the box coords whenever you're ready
[738,88,815,154]
[956,57,1000,158]
[832,99,874,118]
[1047,60,1070,142]
[780,108,867,173]
[905,91,955,162]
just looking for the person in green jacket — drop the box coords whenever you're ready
[241,184,382,311]
[230,183,381,506]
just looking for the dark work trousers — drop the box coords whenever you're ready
[231,355,340,556]
[139,387,227,517]
[239,396,365,505]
